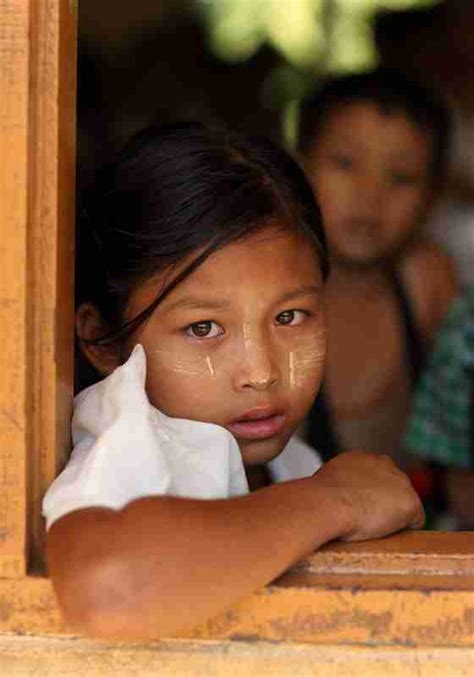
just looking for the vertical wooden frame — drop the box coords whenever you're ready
[0,0,76,577]
[0,0,29,577]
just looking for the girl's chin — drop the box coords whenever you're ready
[239,435,290,467]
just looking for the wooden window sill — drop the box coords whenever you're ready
[1,531,473,647]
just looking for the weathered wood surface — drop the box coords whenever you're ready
[27,0,76,573]
[0,576,472,647]
[1,635,473,676]
[0,533,472,647]
[280,530,474,578]
[0,0,76,576]
[0,0,31,579]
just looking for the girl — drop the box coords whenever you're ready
[44,122,424,640]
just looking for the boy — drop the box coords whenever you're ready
[298,68,457,465]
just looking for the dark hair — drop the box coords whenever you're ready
[297,67,451,186]
[77,122,328,353]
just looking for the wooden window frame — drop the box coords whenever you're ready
[0,1,473,670]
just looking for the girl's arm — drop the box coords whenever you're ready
[46,451,423,641]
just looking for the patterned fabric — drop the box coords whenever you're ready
[405,284,474,469]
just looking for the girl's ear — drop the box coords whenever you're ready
[75,303,122,376]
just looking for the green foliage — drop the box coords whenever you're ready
[198,0,440,72]
[196,0,441,144]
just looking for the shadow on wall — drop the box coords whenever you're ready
[77,0,283,188]
[376,0,474,286]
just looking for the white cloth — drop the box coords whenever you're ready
[42,344,321,530]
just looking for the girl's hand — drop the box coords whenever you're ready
[313,450,425,542]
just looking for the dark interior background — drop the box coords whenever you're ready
[77,0,474,286]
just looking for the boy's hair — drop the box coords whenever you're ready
[77,121,328,348]
[297,67,451,187]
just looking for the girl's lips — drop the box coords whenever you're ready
[227,414,286,440]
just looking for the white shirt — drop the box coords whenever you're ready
[42,345,321,530]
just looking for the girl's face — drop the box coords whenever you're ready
[123,226,326,467]
[307,102,432,266]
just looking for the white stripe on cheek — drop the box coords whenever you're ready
[206,355,216,377]
[287,345,326,389]
[151,348,211,376]
[289,350,296,389]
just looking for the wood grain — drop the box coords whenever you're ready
[1,635,473,676]
[0,533,473,648]
[281,531,474,578]
[0,0,32,578]
[0,0,76,576]
[26,0,76,572]
[0,572,472,648]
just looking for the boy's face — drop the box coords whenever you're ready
[306,102,433,266]
[123,226,326,467]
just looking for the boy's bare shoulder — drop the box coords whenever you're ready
[400,240,456,286]
[397,240,458,343]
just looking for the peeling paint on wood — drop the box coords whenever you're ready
[0,568,472,648]
[1,635,473,676]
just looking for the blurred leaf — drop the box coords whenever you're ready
[198,0,440,68]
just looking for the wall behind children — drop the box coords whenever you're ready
[77,0,439,179]
[78,0,474,284]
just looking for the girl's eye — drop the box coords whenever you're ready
[186,321,223,339]
[275,310,307,326]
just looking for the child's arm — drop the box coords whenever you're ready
[46,451,423,641]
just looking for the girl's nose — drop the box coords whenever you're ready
[233,335,278,392]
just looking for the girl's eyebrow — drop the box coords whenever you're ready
[278,284,322,304]
[163,285,322,314]
[162,296,232,313]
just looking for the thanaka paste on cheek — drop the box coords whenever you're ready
[205,355,216,377]
[151,348,216,377]
[287,343,326,389]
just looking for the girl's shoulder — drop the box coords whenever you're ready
[397,240,458,344]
